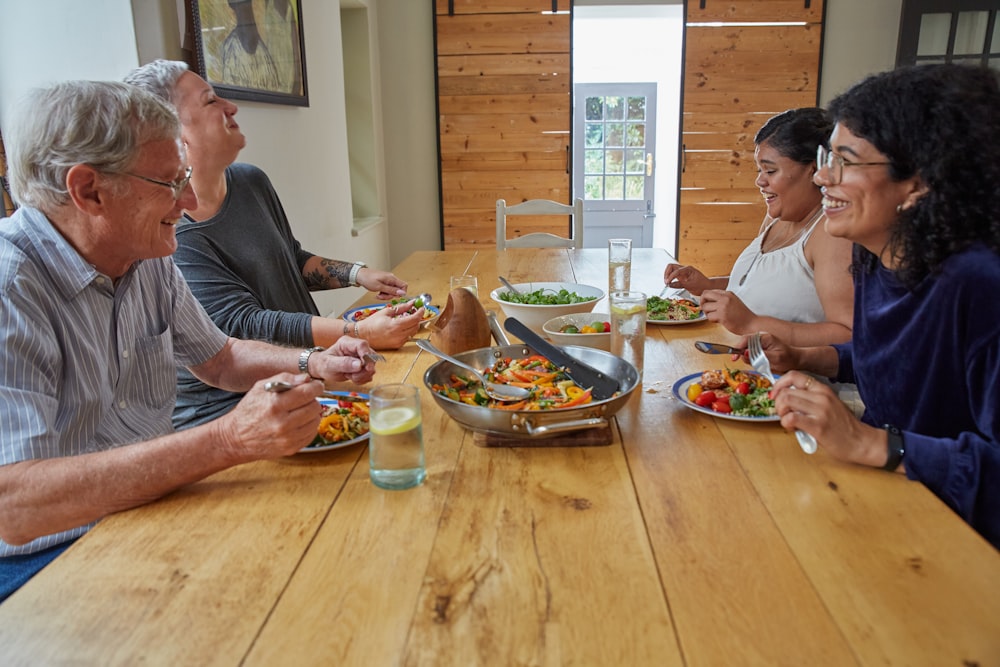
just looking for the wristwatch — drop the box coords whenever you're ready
[882,424,905,471]
[299,346,324,377]
[348,261,367,287]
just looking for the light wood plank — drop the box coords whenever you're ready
[436,14,570,56]
[438,92,570,116]
[687,0,824,23]
[437,53,570,78]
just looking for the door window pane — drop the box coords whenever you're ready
[626,123,646,148]
[625,176,644,199]
[605,97,625,120]
[606,123,625,147]
[585,97,604,121]
[585,123,604,148]
[605,175,624,199]
[625,149,645,173]
[606,149,624,174]
[585,149,604,174]
[627,96,646,120]
[584,176,603,200]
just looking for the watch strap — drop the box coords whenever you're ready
[882,424,905,471]
[298,346,324,377]
[348,261,366,287]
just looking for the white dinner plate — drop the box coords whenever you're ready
[646,295,707,326]
[647,311,707,326]
[300,393,371,453]
[341,303,440,329]
[671,372,781,422]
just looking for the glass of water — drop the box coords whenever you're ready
[449,274,479,296]
[610,290,647,379]
[608,238,632,292]
[368,383,425,490]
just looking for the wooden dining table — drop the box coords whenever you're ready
[1,247,998,666]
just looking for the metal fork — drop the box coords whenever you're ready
[747,333,818,454]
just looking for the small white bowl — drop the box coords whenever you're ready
[543,312,612,351]
[490,282,604,333]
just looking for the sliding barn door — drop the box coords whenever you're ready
[434,0,572,249]
[677,0,824,276]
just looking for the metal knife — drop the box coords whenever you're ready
[503,317,620,400]
[694,341,742,355]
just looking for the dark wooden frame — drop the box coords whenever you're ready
[896,0,999,68]
[188,0,309,107]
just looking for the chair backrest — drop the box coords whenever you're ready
[496,198,584,250]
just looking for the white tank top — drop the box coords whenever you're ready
[725,208,827,323]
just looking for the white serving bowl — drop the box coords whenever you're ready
[543,312,612,351]
[490,282,604,333]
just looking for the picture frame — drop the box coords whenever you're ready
[188,0,308,107]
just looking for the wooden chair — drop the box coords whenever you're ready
[496,198,584,250]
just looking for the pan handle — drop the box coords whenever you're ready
[520,417,609,437]
[486,310,510,346]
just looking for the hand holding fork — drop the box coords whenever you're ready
[747,333,818,454]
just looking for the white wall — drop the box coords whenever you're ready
[820,0,903,104]
[0,0,139,125]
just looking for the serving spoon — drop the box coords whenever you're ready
[414,338,530,402]
[498,276,522,295]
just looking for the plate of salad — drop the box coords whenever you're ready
[301,392,372,452]
[671,369,779,422]
[342,297,440,329]
[647,295,706,325]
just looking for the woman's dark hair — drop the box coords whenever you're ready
[754,107,832,165]
[828,64,1000,289]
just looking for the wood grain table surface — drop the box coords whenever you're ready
[0,248,997,666]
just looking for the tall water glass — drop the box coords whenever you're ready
[450,274,479,296]
[610,290,647,379]
[608,238,632,292]
[368,383,425,490]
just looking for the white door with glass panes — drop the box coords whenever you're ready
[573,83,657,248]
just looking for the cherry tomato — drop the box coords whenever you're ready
[712,400,733,414]
[694,390,716,407]
[735,381,751,395]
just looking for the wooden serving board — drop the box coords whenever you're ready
[476,425,613,448]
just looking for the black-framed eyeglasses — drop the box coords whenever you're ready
[816,145,890,185]
[121,165,193,200]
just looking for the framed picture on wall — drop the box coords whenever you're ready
[188,0,308,106]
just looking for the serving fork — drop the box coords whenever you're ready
[747,333,818,454]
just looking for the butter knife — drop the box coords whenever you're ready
[694,341,742,355]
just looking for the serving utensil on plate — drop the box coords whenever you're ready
[414,338,530,402]
[747,333,818,454]
[503,317,620,400]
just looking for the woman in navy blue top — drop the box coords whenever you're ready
[761,64,1000,549]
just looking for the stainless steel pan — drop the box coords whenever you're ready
[422,343,639,439]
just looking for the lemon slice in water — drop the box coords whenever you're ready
[370,406,421,435]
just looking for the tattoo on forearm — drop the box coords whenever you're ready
[305,259,352,290]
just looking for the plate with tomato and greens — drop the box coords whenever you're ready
[342,297,440,329]
[671,368,780,422]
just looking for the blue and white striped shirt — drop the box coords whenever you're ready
[0,207,228,556]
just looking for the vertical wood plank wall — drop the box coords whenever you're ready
[677,0,824,276]
[435,0,572,249]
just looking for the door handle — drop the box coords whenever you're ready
[645,153,654,176]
